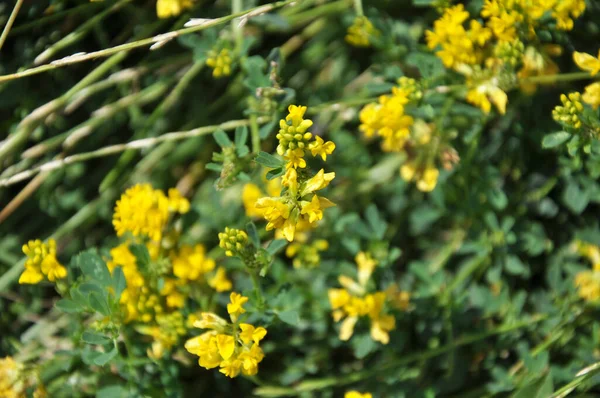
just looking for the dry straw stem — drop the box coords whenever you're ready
[254,315,548,397]
[0,117,272,187]
[0,0,24,51]
[0,0,296,84]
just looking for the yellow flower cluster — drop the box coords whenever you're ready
[113,184,190,242]
[286,237,329,269]
[138,312,187,359]
[0,357,45,398]
[185,293,267,378]
[253,105,336,241]
[206,49,232,78]
[574,241,600,302]
[19,239,67,285]
[573,51,600,109]
[156,0,193,19]
[328,252,396,344]
[481,0,585,38]
[242,177,281,218]
[345,392,372,398]
[0,357,24,398]
[345,16,380,48]
[552,92,583,129]
[218,227,249,257]
[359,89,446,192]
[425,4,491,70]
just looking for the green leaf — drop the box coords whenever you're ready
[365,204,387,240]
[542,131,571,148]
[77,250,112,286]
[129,244,151,269]
[563,181,590,214]
[267,239,287,255]
[94,346,118,366]
[504,255,529,277]
[512,373,553,398]
[277,310,300,326]
[255,151,283,168]
[97,385,126,398]
[213,129,233,148]
[235,126,248,149]
[266,167,284,180]
[55,299,82,313]
[112,266,126,300]
[81,331,111,345]
[352,334,377,359]
[89,292,110,316]
[78,282,105,297]
[206,162,223,172]
[246,222,260,248]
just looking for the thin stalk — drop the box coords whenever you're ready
[232,0,244,54]
[353,0,364,16]
[254,315,548,397]
[33,0,131,65]
[551,362,600,398]
[0,0,24,51]
[520,71,592,85]
[0,0,296,83]
[250,114,261,154]
[0,117,272,187]
[9,3,103,36]
[0,52,128,162]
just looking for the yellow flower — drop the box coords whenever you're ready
[573,51,600,76]
[345,16,380,47]
[192,312,229,330]
[172,244,215,281]
[582,82,600,110]
[308,136,336,161]
[239,324,267,345]
[0,356,25,397]
[301,169,336,196]
[216,334,236,360]
[19,239,66,284]
[416,167,440,192]
[219,359,242,378]
[329,288,351,310]
[227,292,248,322]
[206,48,232,78]
[156,0,193,18]
[113,184,186,242]
[208,267,232,292]
[345,392,372,398]
[356,251,377,287]
[237,344,264,376]
[167,188,190,213]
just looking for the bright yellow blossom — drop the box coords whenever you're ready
[171,244,215,281]
[0,356,24,398]
[208,267,233,292]
[227,292,248,322]
[113,184,189,242]
[345,392,373,398]
[345,16,380,47]
[582,82,600,110]
[156,0,193,18]
[19,239,66,284]
[206,49,232,78]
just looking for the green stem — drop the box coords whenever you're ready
[250,114,261,154]
[250,271,265,310]
[0,0,24,51]
[353,0,364,16]
[254,315,548,397]
[232,0,244,54]
[0,117,272,187]
[9,3,103,36]
[0,0,296,83]
[33,0,130,65]
[551,362,600,398]
[520,71,592,85]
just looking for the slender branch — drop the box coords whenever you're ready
[0,0,24,51]
[0,0,296,83]
[254,315,548,397]
[0,117,272,187]
[353,0,364,16]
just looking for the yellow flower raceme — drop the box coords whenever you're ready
[137,312,187,359]
[582,82,600,110]
[552,92,584,129]
[345,16,380,48]
[255,106,336,242]
[171,244,215,281]
[186,293,267,378]
[328,252,397,344]
[113,184,189,242]
[345,392,373,398]
[0,357,24,398]
[19,239,67,284]
[207,49,232,78]
[286,238,329,268]
[156,0,193,19]
[425,4,491,70]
